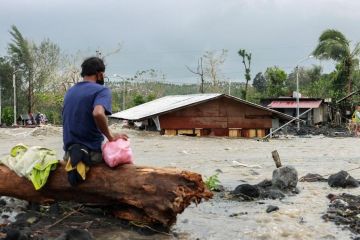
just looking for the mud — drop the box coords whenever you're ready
[1,126,360,239]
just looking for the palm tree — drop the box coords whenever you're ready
[313,29,360,95]
[8,25,34,113]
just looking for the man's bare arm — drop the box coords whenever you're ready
[93,105,128,141]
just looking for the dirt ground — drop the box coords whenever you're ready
[1,125,360,239]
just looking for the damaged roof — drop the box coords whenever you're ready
[111,93,294,121]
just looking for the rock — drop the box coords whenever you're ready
[56,229,93,240]
[272,166,298,190]
[215,169,223,174]
[266,205,279,213]
[0,199,6,206]
[260,188,285,200]
[328,171,359,188]
[256,179,272,188]
[232,184,260,199]
[3,228,21,240]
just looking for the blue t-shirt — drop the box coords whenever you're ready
[62,81,112,151]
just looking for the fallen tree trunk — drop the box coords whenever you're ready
[0,163,212,228]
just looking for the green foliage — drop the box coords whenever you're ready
[238,49,252,99]
[313,29,360,95]
[35,92,63,124]
[253,72,267,93]
[205,173,220,191]
[133,94,146,106]
[147,93,156,102]
[265,66,288,97]
[1,106,14,126]
[8,25,61,114]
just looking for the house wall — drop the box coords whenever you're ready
[313,104,328,124]
[159,97,274,137]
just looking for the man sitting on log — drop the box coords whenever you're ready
[62,57,128,183]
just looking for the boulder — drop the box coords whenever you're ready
[272,166,298,190]
[232,184,260,199]
[328,171,359,188]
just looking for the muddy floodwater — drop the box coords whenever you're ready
[0,126,360,239]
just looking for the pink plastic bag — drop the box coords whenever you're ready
[102,139,134,167]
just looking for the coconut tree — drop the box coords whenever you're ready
[8,25,34,113]
[313,29,360,95]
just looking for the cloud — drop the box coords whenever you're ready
[0,0,359,82]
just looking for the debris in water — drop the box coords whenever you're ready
[299,173,327,182]
[323,193,360,234]
[231,160,262,169]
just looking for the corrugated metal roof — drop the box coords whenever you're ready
[111,93,294,121]
[268,100,322,109]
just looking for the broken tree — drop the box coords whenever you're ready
[0,163,212,228]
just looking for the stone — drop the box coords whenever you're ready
[328,171,359,188]
[0,199,6,206]
[232,184,260,199]
[261,188,285,200]
[266,205,279,213]
[272,166,298,190]
[256,179,272,188]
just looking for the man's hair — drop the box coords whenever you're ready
[80,57,105,77]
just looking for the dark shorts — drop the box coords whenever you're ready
[63,150,103,165]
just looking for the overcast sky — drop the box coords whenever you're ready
[1,0,360,83]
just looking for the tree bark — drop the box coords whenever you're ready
[0,163,212,228]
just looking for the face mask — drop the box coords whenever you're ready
[96,73,105,85]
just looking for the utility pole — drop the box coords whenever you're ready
[122,77,126,110]
[296,65,300,131]
[13,72,16,126]
[228,79,231,95]
[294,55,314,131]
[0,76,2,126]
[12,69,21,126]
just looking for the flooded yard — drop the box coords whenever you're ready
[0,126,360,239]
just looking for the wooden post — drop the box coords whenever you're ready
[272,150,282,168]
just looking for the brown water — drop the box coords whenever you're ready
[1,126,360,239]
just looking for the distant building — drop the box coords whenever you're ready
[111,93,294,138]
[260,94,329,125]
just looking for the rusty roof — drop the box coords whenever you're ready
[111,93,294,121]
[268,100,322,109]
